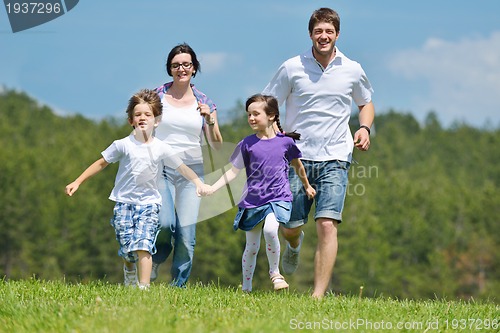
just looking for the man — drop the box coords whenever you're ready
[262,7,375,298]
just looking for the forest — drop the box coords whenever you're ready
[0,89,498,301]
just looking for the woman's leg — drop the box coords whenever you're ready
[169,164,203,287]
[152,175,175,266]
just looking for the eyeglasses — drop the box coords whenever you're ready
[171,62,193,70]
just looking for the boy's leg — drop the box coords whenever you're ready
[137,250,152,287]
[111,203,138,287]
[123,259,138,287]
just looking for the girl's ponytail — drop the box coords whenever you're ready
[276,114,301,140]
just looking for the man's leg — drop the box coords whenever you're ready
[312,218,338,298]
[281,160,312,274]
[281,226,302,247]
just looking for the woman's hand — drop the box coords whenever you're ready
[197,101,212,123]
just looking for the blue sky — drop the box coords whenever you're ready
[1,0,500,128]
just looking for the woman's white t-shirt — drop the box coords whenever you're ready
[155,98,203,165]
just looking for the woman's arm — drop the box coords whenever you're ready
[199,103,223,150]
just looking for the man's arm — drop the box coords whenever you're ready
[354,101,375,151]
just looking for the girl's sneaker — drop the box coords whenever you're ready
[270,273,289,291]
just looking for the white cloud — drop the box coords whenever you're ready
[388,32,500,127]
[199,52,237,74]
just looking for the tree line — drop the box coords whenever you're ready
[0,89,498,301]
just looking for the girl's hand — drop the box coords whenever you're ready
[305,186,316,200]
[197,184,214,196]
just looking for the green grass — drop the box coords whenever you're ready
[1,279,498,332]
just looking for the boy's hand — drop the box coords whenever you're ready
[197,184,214,196]
[65,182,80,196]
[305,186,316,200]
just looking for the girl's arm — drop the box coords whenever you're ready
[65,157,109,196]
[201,165,241,196]
[290,158,316,199]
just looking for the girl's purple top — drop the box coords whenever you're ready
[230,133,302,208]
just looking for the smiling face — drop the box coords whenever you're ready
[310,21,339,59]
[246,101,275,133]
[170,53,195,84]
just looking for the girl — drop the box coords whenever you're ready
[201,94,315,292]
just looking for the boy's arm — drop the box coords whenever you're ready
[290,158,316,199]
[176,163,204,187]
[65,157,109,196]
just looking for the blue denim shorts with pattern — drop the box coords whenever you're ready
[287,159,350,228]
[233,201,292,231]
[110,202,161,263]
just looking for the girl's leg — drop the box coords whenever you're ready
[262,213,281,275]
[242,228,261,292]
[263,213,289,290]
[137,250,152,287]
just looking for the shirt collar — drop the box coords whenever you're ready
[304,46,343,68]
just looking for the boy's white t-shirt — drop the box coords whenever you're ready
[101,134,183,204]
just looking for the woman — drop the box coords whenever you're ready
[152,43,223,287]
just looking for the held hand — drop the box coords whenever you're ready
[354,128,370,151]
[305,186,316,200]
[197,184,215,197]
[65,182,80,196]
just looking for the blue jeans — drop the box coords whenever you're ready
[288,159,350,228]
[153,163,204,287]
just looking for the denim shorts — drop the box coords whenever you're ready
[233,201,292,231]
[110,202,161,263]
[287,159,350,228]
